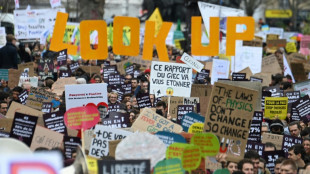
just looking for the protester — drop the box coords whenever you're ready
[238,159,254,174]
[289,121,302,137]
[227,161,238,174]
[274,157,285,174]
[288,144,307,169]
[0,34,19,69]
[0,100,8,116]
[280,159,298,174]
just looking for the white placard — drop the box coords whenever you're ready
[0,27,6,48]
[283,54,295,83]
[234,46,263,74]
[50,0,61,8]
[180,52,204,72]
[150,61,192,97]
[89,125,132,158]
[65,83,108,110]
[14,8,65,39]
[211,59,230,84]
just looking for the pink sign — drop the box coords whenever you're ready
[64,105,99,130]
[300,35,310,56]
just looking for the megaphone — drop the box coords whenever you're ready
[61,145,88,174]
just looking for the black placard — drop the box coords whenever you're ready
[282,135,303,157]
[103,66,117,82]
[102,112,130,128]
[263,150,285,174]
[0,131,10,138]
[134,70,140,78]
[38,57,54,79]
[63,136,81,159]
[10,112,38,146]
[248,112,263,142]
[294,95,310,118]
[232,73,247,81]
[108,104,121,112]
[59,70,71,78]
[125,65,134,75]
[108,74,122,85]
[41,102,53,113]
[98,160,151,174]
[43,111,67,134]
[57,49,67,66]
[246,142,265,156]
[177,105,194,124]
[69,62,80,73]
[18,90,28,105]
[111,86,125,103]
[290,105,300,121]
[285,91,300,105]
[265,85,281,97]
[136,93,152,109]
[262,91,272,110]
[121,83,132,94]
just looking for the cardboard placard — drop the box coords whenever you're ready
[136,93,152,109]
[80,66,101,77]
[264,97,288,120]
[0,118,13,133]
[190,84,212,97]
[43,111,67,134]
[10,112,38,146]
[266,39,286,53]
[261,133,283,150]
[246,142,265,156]
[89,125,132,158]
[150,61,192,97]
[294,80,310,97]
[237,67,253,81]
[52,77,77,96]
[181,112,205,132]
[161,96,184,119]
[8,69,21,89]
[30,125,64,151]
[261,55,282,75]
[177,105,194,124]
[282,135,303,157]
[291,62,307,82]
[97,160,151,174]
[251,72,272,87]
[180,52,204,72]
[263,150,285,174]
[63,136,81,159]
[26,87,56,110]
[204,82,258,162]
[131,108,183,133]
[65,83,108,110]
[18,62,35,77]
[102,112,130,128]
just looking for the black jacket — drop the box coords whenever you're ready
[0,42,18,69]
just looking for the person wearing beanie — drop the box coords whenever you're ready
[270,119,284,135]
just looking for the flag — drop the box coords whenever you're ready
[15,0,20,9]
[148,8,163,36]
[283,54,296,83]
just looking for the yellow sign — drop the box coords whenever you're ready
[265,9,292,18]
[87,157,98,174]
[264,97,288,120]
[286,42,297,53]
[148,8,163,36]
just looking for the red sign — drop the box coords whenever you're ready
[64,106,99,130]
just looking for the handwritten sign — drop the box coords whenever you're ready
[188,123,204,134]
[30,125,64,151]
[154,158,185,174]
[190,133,220,157]
[150,61,192,97]
[26,87,56,110]
[52,77,76,96]
[261,133,283,150]
[211,59,230,84]
[64,106,99,130]
[89,125,132,158]
[132,108,183,133]
[204,82,258,162]
[180,52,204,72]
[181,145,201,171]
[264,97,288,120]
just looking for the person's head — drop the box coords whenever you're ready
[6,34,16,45]
[300,127,310,139]
[289,121,302,137]
[258,158,266,174]
[244,150,260,174]
[109,92,118,104]
[76,78,87,84]
[125,101,131,110]
[98,104,108,119]
[141,81,149,93]
[0,92,10,103]
[45,78,54,89]
[94,75,102,83]
[265,142,276,151]
[261,122,269,135]
[288,144,306,161]
[129,109,139,123]
[11,86,23,101]
[274,157,284,174]
[271,74,283,86]
[156,101,167,117]
[303,137,310,154]
[238,159,254,174]
[270,119,284,135]
[130,96,137,107]
[131,78,139,89]
[280,159,298,174]
[125,74,132,84]
[227,161,238,174]
[149,94,155,105]
[123,94,132,103]
[0,100,8,115]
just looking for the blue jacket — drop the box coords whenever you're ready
[0,42,18,69]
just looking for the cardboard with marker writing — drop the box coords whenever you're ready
[108,140,121,158]
[30,125,64,151]
[261,133,283,150]
[18,62,35,77]
[291,63,307,82]
[161,96,184,119]
[251,72,272,87]
[237,67,253,80]
[26,87,56,110]
[261,55,282,75]
[190,84,212,97]
[266,39,286,53]
[52,77,77,96]
[8,69,21,89]
[204,82,259,162]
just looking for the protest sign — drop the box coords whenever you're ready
[261,133,283,150]
[267,39,286,53]
[43,111,67,134]
[115,132,166,168]
[26,87,56,110]
[284,91,300,108]
[8,69,21,88]
[248,121,262,142]
[38,58,54,79]
[286,42,297,53]
[0,69,9,81]
[290,106,300,122]
[205,157,222,171]
[0,131,10,138]
[69,62,80,73]
[63,136,81,159]
[59,70,71,78]
[79,66,101,77]
[155,131,187,147]
[150,61,192,97]
[14,8,65,39]
[177,105,194,124]
[0,27,6,48]
[261,91,272,110]
[181,145,201,171]
[108,104,120,112]
[57,49,67,66]
[251,72,272,87]
[154,158,185,174]
[102,112,130,128]
[291,63,307,82]
[266,34,279,41]
[108,74,122,85]
[265,85,282,97]
[89,125,132,158]
[18,62,35,77]
[121,83,132,94]
[159,96,183,119]
[97,159,151,174]
[18,90,28,105]
[190,133,220,157]
[65,83,108,110]
[190,84,212,97]
[0,118,13,133]
[294,80,310,97]
[261,55,282,75]
[232,73,247,81]
[180,52,204,72]
[132,108,183,133]
[125,65,134,75]
[188,123,204,134]
[246,142,265,156]
[30,125,64,151]
[237,67,253,80]
[250,77,263,83]
[6,102,44,121]
[195,69,210,82]
[10,112,38,146]
[204,82,258,162]
[294,95,310,118]
[64,106,99,130]
[263,150,285,174]
[136,93,152,109]
[264,97,288,120]
[181,112,205,132]
[234,45,263,74]
[41,102,52,113]
[52,77,76,96]
[300,35,310,55]
[18,76,39,88]
[282,135,303,157]
[166,143,189,159]
[211,59,230,85]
